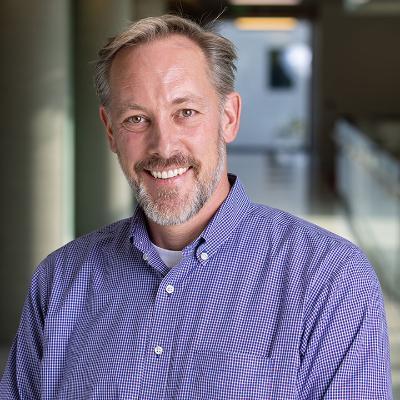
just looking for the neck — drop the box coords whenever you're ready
[147,174,231,251]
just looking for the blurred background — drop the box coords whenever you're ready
[0,0,399,396]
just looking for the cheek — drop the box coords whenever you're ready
[188,120,221,147]
[115,135,144,160]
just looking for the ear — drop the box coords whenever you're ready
[220,92,241,144]
[99,106,117,153]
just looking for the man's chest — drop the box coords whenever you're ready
[42,255,303,399]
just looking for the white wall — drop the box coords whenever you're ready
[218,20,311,150]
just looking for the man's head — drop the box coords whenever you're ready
[96,15,241,226]
[95,14,237,108]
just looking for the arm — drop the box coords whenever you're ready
[297,250,392,399]
[0,262,49,399]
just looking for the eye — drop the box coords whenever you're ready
[127,115,144,124]
[180,109,196,118]
[122,114,149,131]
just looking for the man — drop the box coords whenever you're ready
[0,14,392,399]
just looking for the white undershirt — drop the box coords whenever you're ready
[152,243,183,269]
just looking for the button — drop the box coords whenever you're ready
[154,345,163,356]
[165,284,175,295]
[143,253,148,261]
[200,252,208,261]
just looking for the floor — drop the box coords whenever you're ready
[1,150,399,397]
[229,149,400,398]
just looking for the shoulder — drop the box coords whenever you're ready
[240,203,377,290]
[32,218,133,301]
[48,217,132,262]
[243,202,357,250]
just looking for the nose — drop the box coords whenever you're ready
[147,117,179,159]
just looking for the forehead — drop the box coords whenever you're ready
[109,35,212,92]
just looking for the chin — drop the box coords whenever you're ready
[143,195,205,226]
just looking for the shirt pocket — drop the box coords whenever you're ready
[184,350,275,400]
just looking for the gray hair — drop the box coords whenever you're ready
[94,14,237,107]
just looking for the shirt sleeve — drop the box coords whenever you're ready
[297,249,392,399]
[0,260,50,400]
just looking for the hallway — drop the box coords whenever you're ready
[229,148,400,397]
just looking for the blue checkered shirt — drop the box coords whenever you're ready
[0,175,392,399]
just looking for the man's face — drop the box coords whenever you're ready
[101,35,238,225]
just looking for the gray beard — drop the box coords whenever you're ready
[121,136,226,226]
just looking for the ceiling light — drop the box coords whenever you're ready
[235,17,298,30]
[230,0,301,5]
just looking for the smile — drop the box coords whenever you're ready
[149,167,189,179]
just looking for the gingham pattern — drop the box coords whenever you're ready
[0,175,392,399]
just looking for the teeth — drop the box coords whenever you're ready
[150,167,188,179]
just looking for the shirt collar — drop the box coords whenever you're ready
[196,174,251,261]
[129,174,252,262]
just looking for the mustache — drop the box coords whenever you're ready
[135,153,201,173]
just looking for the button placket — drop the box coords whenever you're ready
[140,260,196,399]
[153,277,179,363]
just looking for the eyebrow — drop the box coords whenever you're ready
[118,95,207,114]
[115,103,149,118]
[124,103,147,112]
[171,95,207,106]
